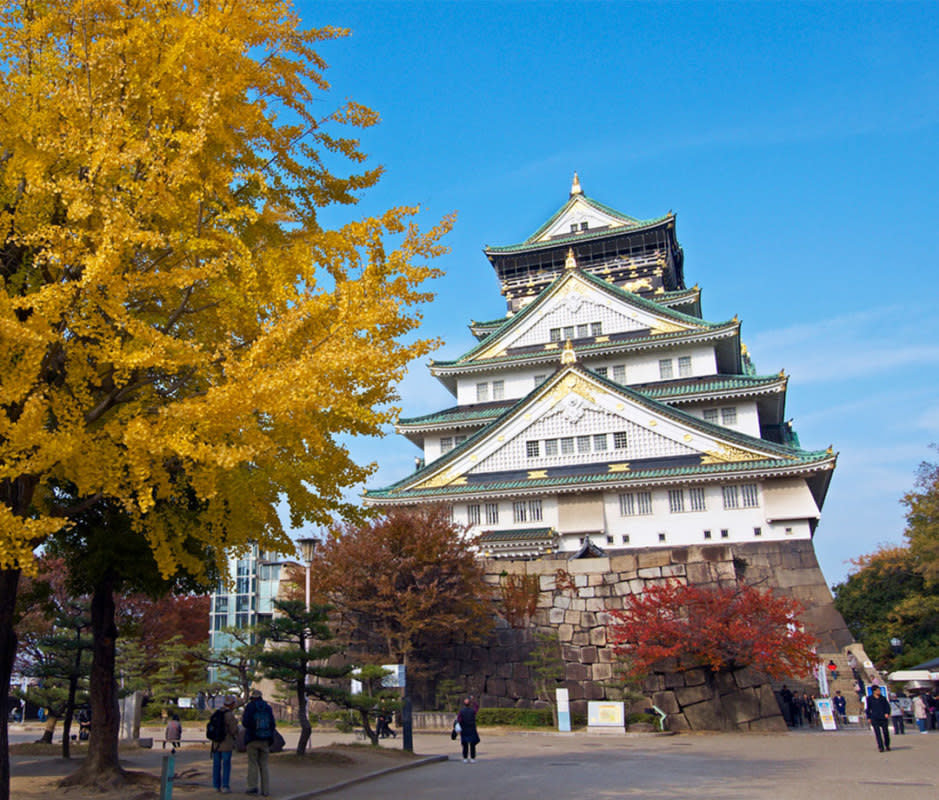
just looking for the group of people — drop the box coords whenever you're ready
[777,686,821,728]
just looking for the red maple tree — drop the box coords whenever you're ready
[608,580,817,680]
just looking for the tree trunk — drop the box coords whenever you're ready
[61,574,125,789]
[296,670,311,755]
[0,568,22,800]
[36,715,58,744]
[62,670,79,759]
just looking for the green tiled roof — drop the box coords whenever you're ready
[398,402,512,428]
[367,363,831,500]
[485,195,671,255]
[478,528,555,543]
[437,269,731,367]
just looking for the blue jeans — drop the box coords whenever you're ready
[212,749,232,790]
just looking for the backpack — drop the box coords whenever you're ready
[252,702,275,740]
[206,708,227,743]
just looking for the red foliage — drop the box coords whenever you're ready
[608,581,817,679]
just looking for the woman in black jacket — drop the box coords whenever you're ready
[456,697,480,763]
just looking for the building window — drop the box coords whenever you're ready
[576,435,591,454]
[580,221,588,231]
[689,487,706,511]
[606,535,614,544]
[785,526,793,535]
[613,431,628,449]
[591,322,602,336]
[534,373,547,386]
[659,359,673,379]
[476,382,489,402]
[703,530,712,540]
[513,501,527,523]
[492,380,505,400]
[658,532,666,542]
[467,504,481,525]
[560,437,575,455]
[678,356,692,377]
[549,328,561,342]
[721,529,729,539]
[622,534,630,544]
[703,408,719,423]
[455,435,467,446]
[529,499,543,521]
[485,503,499,524]
[620,491,652,516]
[722,485,739,510]
[440,436,453,453]
[593,434,608,451]
[577,324,588,338]
[754,526,762,537]
[526,441,540,458]
[544,439,558,456]
[721,407,737,425]
[668,489,685,513]
[596,366,608,377]
[741,483,759,507]
[612,364,626,383]
[563,326,575,339]
[570,223,578,233]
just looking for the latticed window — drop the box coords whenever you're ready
[596,366,608,377]
[529,499,543,521]
[485,503,499,524]
[593,434,608,451]
[440,436,453,453]
[722,485,739,509]
[668,489,685,513]
[576,435,591,454]
[455,435,467,446]
[492,380,505,400]
[741,483,759,507]
[689,487,707,511]
[613,431,628,449]
[721,407,737,425]
[659,359,673,379]
[591,322,602,336]
[526,440,540,458]
[619,493,635,516]
[563,326,575,339]
[544,439,558,456]
[576,324,588,338]
[467,504,481,525]
[637,492,653,515]
[534,374,547,386]
[703,408,719,423]
[560,437,575,455]
[513,501,527,523]
[549,328,561,342]
[678,356,692,377]
[620,491,652,516]
[476,382,488,402]
[612,364,626,383]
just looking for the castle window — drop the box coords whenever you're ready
[606,535,614,544]
[560,437,575,455]
[668,489,685,513]
[678,356,692,377]
[721,529,729,538]
[591,322,602,336]
[703,408,719,423]
[689,487,707,511]
[622,534,630,544]
[580,221,588,231]
[549,328,561,342]
[476,382,489,402]
[570,223,578,233]
[576,435,591,454]
[613,431,628,449]
[440,436,454,453]
[576,324,588,338]
[612,364,626,383]
[658,533,667,542]
[753,526,762,537]
[721,407,737,425]
[619,491,652,516]
[544,439,558,456]
[485,503,499,524]
[593,434,608,451]
[529,499,543,521]
[659,359,673,379]
[741,483,759,507]
[526,441,540,458]
[455,435,467,446]
[703,530,712,540]
[492,380,505,400]
[563,326,575,339]
[722,485,739,510]
[596,366,608,377]
[534,374,547,386]
[467,504,481,525]
[512,501,527,523]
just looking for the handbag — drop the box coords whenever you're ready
[451,720,461,740]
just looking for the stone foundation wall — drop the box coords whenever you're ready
[429,540,852,731]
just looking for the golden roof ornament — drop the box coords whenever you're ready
[570,172,583,196]
[565,247,578,270]
[561,339,577,365]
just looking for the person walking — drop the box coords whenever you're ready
[832,690,847,725]
[889,696,905,735]
[242,689,277,796]
[455,697,480,763]
[164,714,182,750]
[210,696,239,793]
[912,692,929,733]
[866,686,891,752]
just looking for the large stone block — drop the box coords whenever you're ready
[589,627,607,647]
[721,687,761,724]
[487,677,506,696]
[637,566,662,579]
[539,574,557,591]
[682,699,729,731]
[661,564,687,578]
[675,684,714,706]
[747,715,788,732]
[651,691,680,714]
[548,607,566,625]
[592,662,613,681]
[571,598,587,611]
[565,681,585,700]
[585,598,606,611]
[588,574,604,587]
[685,562,712,583]
[571,631,589,646]
[637,549,671,569]
[554,594,571,610]
[584,682,605,700]
[581,646,598,664]
[580,587,596,598]
[666,713,691,731]
[568,557,610,574]
[566,662,588,681]
[610,554,638,573]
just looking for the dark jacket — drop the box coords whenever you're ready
[242,698,276,744]
[866,694,890,722]
[456,705,480,745]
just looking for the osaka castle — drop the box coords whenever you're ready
[364,176,836,560]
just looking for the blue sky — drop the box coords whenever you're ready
[294,1,939,586]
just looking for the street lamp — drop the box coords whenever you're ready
[890,637,903,656]
[297,537,318,611]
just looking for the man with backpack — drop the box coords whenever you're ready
[207,696,239,793]
[242,689,277,796]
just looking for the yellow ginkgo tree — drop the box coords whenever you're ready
[0,0,450,792]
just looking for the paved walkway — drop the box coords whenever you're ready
[9,724,939,799]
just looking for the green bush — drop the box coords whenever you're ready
[476,707,554,728]
[626,712,661,730]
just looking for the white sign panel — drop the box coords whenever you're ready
[587,701,624,727]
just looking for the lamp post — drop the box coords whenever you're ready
[297,537,318,611]
[890,637,903,656]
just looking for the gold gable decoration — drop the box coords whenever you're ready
[560,340,577,365]
[649,320,686,335]
[565,247,578,270]
[417,469,467,489]
[701,445,765,464]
